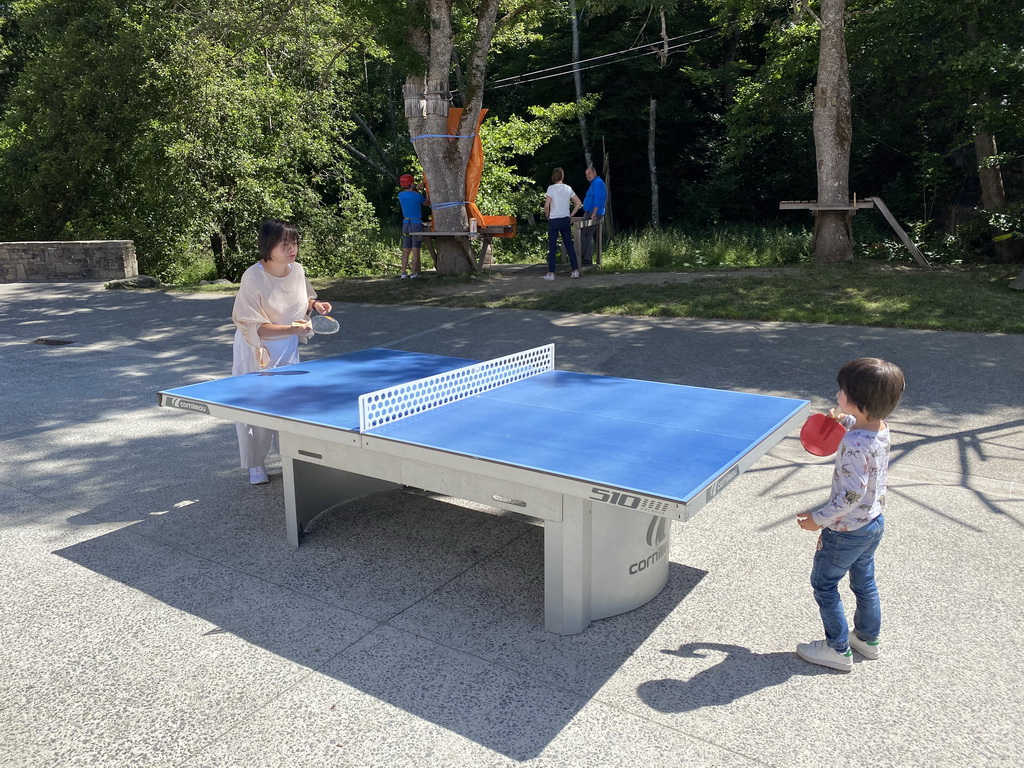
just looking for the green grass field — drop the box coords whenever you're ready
[180,224,1024,334]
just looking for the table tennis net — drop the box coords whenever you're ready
[359,344,555,432]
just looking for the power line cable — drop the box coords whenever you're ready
[488,26,719,86]
[486,31,721,91]
[485,25,720,90]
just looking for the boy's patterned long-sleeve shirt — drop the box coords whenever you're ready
[811,414,891,531]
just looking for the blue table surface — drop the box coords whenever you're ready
[161,348,808,503]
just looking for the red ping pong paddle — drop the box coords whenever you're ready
[800,413,846,456]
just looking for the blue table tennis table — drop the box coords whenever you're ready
[159,345,808,634]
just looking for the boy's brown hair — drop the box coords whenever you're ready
[837,357,906,421]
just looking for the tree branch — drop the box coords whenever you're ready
[465,0,502,116]
[353,113,393,168]
[340,141,398,181]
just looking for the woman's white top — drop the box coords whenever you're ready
[546,183,576,219]
[231,261,315,372]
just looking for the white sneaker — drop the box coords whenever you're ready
[796,639,853,672]
[570,270,580,279]
[849,635,881,660]
[248,466,269,485]
[399,272,409,279]
[410,273,420,279]
[543,273,555,281]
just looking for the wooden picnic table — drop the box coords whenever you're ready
[419,226,512,271]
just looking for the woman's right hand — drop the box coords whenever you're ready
[291,319,313,339]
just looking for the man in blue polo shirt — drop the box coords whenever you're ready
[580,166,606,267]
[398,173,429,278]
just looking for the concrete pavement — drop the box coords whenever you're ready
[1,280,1021,767]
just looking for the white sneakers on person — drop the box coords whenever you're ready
[410,273,420,279]
[543,273,555,281]
[248,466,270,485]
[399,272,409,279]
[570,270,580,279]
[849,635,881,659]
[796,639,853,672]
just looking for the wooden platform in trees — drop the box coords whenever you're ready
[780,198,930,268]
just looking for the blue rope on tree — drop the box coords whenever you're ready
[410,134,477,141]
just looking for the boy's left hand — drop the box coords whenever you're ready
[796,513,821,531]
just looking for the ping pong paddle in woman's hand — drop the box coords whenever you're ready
[309,314,340,334]
[800,413,846,456]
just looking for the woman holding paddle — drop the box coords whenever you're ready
[231,219,332,485]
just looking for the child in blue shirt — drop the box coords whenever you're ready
[796,357,906,672]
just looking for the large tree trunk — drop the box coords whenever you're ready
[649,98,659,229]
[570,0,591,168]
[404,0,500,275]
[974,127,1024,264]
[812,0,853,263]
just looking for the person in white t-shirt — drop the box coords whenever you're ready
[231,219,332,485]
[543,167,582,280]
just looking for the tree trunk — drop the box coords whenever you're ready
[975,126,1024,263]
[812,0,853,263]
[211,232,227,279]
[649,97,659,229]
[570,0,592,168]
[602,138,613,242]
[658,9,669,68]
[404,0,501,275]
[406,75,473,274]
[721,18,740,103]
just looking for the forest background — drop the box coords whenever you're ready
[0,0,1021,287]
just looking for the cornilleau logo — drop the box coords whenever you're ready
[166,396,210,415]
[705,465,741,503]
[629,515,669,576]
[646,516,668,547]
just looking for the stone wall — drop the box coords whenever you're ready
[0,241,139,282]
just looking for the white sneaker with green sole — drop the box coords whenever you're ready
[797,639,853,672]
[849,635,881,659]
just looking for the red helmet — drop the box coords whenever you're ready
[399,173,415,188]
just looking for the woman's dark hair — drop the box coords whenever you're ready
[258,219,299,261]
[837,358,906,421]
[551,167,564,183]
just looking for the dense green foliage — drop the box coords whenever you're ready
[0,0,1021,281]
[0,0,384,280]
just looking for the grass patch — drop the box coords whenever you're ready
[166,223,1023,334]
[311,262,1024,334]
[600,224,812,270]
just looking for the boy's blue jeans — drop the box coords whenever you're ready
[811,515,884,652]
